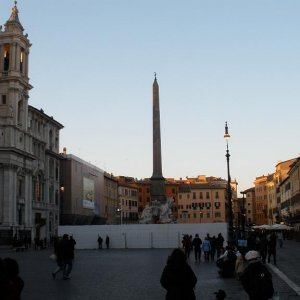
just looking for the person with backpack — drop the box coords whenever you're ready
[240,250,274,300]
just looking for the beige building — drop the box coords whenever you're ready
[279,176,292,223]
[60,153,105,225]
[177,176,237,224]
[103,172,118,224]
[117,176,138,224]
[241,187,256,225]
[0,4,63,244]
[254,175,270,225]
[288,158,300,229]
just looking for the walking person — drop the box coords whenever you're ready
[192,234,202,262]
[240,250,274,300]
[210,236,217,261]
[277,231,283,248]
[60,234,74,280]
[105,235,110,249]
[160,248,197,300]
[259,233,268,264]
[182,235,192,259]
[52,237,63,279]
[202,237,211,261]
[216,233,225,258]
[267,232,277,265]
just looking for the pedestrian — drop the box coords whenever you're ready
[259,233,268,264]
[192,234,202,262]
[105,235,110,249]
[97,235,103,249]
[52,236,63,279]
[210,236,217,261]
[235,250,244,279]
[267,232,277,265]
[160,248,197,300]
[277,231,283,248]
[202,237,211,261]
[240,250,274,300]
[0,257,24,300]
[216,233,224,258]
[182,234,192,259]
[60,234,74,280]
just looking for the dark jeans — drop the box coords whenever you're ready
[194,249,201,261]
[62,259,73,277]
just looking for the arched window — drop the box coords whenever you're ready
[3,44,10,71]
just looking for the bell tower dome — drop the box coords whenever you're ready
[0,1,32,129]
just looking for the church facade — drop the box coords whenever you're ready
[0,3,63,244]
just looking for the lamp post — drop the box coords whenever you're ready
[224,122,234,244]
[117,208,122,225]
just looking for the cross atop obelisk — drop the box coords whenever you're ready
[150,73,166,204]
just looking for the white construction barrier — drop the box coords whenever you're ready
[58,223,227,249]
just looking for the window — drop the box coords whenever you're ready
[193,192,196,199]
[206,212,210,218]
[215,212,221,218]
[1,95,6,105]
[20,48,24,72]
[215,192,219,199]
[179,194,182,199]
[187,194,190,199]
[206,192,210,199]
[193,213,197,218]
[205,202,211,209]
[3,45,10,71]
[200,192,203,199]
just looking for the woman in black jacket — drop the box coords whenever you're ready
[160,248,197,300]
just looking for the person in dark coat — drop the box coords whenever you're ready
[240,250,274,300]
[192,234,202,262]
[160,248,197,300]
[105,235,110,249]
[52,237,63,279]
[0,257,24,300]
[60,234,74,280]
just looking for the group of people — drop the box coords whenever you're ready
[97,235,110,249]
[181,233,225,262]
[52,234,76,280]
[161,231,278,300]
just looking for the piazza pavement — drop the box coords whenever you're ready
[0,239,300,300]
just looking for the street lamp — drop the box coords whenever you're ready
[117,208,122,225]
[224,122,234,244]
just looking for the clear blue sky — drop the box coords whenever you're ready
[2,1,300,194]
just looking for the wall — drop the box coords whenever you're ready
[59,223,227,249]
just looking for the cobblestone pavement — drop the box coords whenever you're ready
[0,239,299,300]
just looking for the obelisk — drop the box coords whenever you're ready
[150,73,166,204]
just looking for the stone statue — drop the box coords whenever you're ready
[139,197,174,224]
[159,197,174,223]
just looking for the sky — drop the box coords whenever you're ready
[1,0,300,194]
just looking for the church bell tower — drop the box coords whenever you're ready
[0,1,32,129]
[0,2,33,240]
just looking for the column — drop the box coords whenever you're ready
[10,43,16,71]
[16,45,21,73]
[0,45,4,72]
